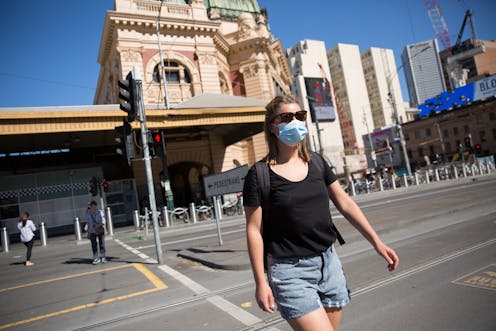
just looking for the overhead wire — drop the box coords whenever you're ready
[0,72,95,90]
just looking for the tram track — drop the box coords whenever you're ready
[72,280,255,331]
[73,236,496,331]
[241,237,496,330]
[80,178,495,330]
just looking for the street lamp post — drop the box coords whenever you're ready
[156,0,169,110]
[387,89,412,176]
[386,45,430,176]
[362,106,377,169]
[306,95,324,156]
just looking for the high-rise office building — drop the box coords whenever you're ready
[327,43,373,170]
[286,40,345,173]
[361,47,406,129]
[402,39,446,107]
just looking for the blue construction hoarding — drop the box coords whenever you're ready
[418,75,496,118]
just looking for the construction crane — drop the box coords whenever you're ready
[423,1,485,89]
[423,0,451,49]
[447,9,485,88]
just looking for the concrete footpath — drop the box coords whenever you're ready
[177,235,251,271]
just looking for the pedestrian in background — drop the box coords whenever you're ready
[85,201,107,265]
[243,95,399,331]
[17,211,36,267]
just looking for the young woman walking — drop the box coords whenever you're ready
[243,95,399,331]
[17,211,36,267]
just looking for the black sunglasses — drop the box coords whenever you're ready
[271,110,307,123]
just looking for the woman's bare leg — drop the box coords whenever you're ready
[325,307,343,331]
[287,307,334,331]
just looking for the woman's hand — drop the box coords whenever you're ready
[255,282,275,313]
[374,241,399,271]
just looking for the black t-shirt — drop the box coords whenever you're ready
[243,154,338,258]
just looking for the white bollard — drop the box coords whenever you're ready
[1,227,9,253]
[162,206,170,228]
[453,166,458,180]
[425,170,430,183]
[189,203,198,224]
[379,178,384,191]
[133,210,140,230]
[435,169,440,182]
[414,173,419,186]
[74,217,82,241]
[105,207,114,236]
[350,181,356,196]
[403,174,408,187]
[144,207,149,237]
[40,222,47,246]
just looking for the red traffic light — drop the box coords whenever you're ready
[474,144,481,151]
[153,132,161,144]
[102,181,109,192]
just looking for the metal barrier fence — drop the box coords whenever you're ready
[345,162,495,197]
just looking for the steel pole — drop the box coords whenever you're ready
[135,66,164,264]
[213,196,223,246]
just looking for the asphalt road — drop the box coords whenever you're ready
[0,174,495,331]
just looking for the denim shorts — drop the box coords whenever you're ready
[267,246,350,320]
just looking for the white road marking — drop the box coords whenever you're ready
[114,238,264,327]
[136,229,244,249]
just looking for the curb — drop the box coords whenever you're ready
[177,247,251,271]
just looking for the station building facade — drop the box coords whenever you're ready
[0,0,293,234]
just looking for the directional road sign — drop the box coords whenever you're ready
[203,165,249,197]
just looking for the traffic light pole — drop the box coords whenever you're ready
[134,66,164,265]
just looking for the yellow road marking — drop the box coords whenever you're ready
[452,263,496,291]
[134,263,167,289]
[0,263,167,330]
[0,264,131,293]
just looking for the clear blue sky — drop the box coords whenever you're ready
[0,0,494,108]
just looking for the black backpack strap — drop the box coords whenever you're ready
[254,160,270,270]
[311,152,346,245]
[255,161,270,213]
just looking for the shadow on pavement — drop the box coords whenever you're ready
[62,257,157,265]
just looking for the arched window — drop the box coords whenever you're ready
[153,61,191,84]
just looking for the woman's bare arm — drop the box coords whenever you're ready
[328,181,399,271]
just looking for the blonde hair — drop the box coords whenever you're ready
[264,95,310,164]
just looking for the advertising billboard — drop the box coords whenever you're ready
[304,77,336,122]
[362,127,402,168]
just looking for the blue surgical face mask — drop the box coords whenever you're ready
[277,120,308,147]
